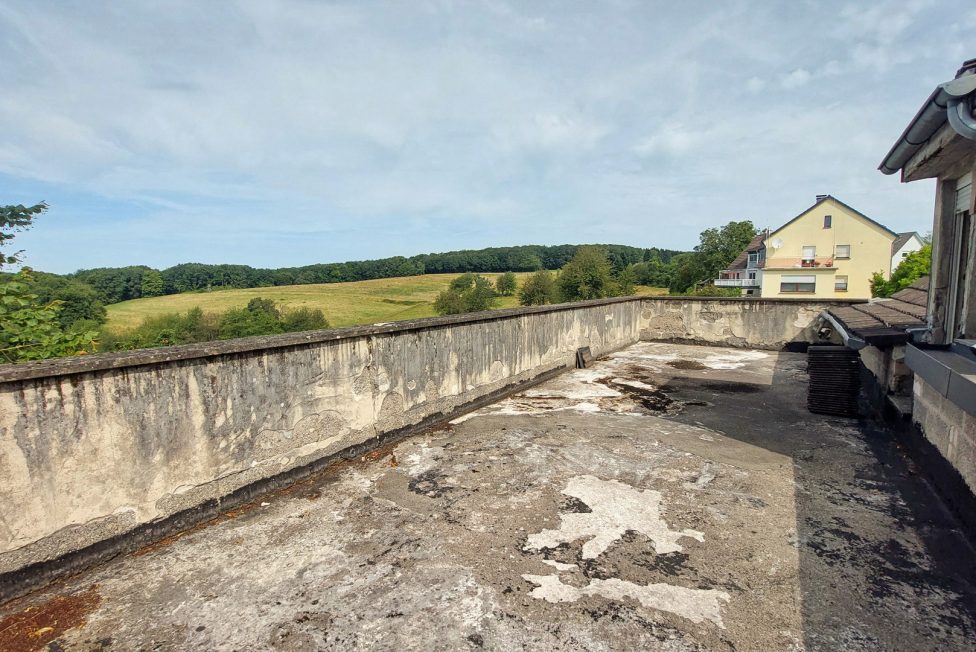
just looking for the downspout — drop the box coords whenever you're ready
[818,311,867,351]
[947,93,976,141]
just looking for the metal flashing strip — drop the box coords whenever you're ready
[906,344,976,416]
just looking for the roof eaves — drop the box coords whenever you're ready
[768,196,898,239]
[879,63,976,176]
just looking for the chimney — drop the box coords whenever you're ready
[815,194,828,202]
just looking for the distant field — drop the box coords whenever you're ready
[105,273,668,332]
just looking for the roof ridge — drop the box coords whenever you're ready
[769,196,898,239]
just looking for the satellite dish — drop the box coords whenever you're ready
[771,237,784,249]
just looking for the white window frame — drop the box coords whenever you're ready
[835,275,848,292]
[834,244,851,259]
[801,246,816,267]
[780,275,816,293]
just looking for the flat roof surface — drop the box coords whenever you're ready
[2,343,975,651]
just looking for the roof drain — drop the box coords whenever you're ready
[816,311,867,351]
[947,93,976,141]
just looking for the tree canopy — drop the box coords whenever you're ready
[1,203,47,267]
[518,270,559,306]
[1,203,98,362]
[495,271,517,296]
[557,246,620,301]
[434,274,498,315]
[870,244,932,298]
[668,221,757,294]
[64,244,680,305]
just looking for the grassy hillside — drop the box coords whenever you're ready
[105,273,668,332]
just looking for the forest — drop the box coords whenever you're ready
[66,244,683,305]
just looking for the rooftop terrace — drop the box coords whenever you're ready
[3,342,973,651]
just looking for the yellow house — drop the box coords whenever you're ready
[717,195,897,299]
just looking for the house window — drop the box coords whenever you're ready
[780,275,816,293]
[835,244,851,259]
[835,275,848,292]
[801,246,816,266]
[747,252,759,268]
[824,215,832,228]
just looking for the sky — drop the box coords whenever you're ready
[1,0,972,274]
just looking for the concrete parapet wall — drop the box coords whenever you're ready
[638,298,862,350]
[0,295,848,595]
[0,299,643,586]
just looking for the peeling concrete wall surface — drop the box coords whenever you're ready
[913,376,976,495]
[0,296,853,588]
[638,298,860,350]
[0,299,642,581]
[858,345,912,395]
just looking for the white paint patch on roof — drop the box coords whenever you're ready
[523,574,730,627]
[524,475,704,558]
[701,350,768,370]
[541,559,576,571]
[610,378,658,392]
[522,368,621,400]
[395,442,444,475]
[454,397,611,420]
[611,344,768,370]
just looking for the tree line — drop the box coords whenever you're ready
[2,200,773,363]
[434,246,644,315]
[68,244,682,305]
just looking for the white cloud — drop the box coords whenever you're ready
[781,68,812,90]
[0,0,961,272]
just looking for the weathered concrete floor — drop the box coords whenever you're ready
[3,343,975,651]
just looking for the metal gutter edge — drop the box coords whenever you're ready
[879,71,976,174]
[819,310,867,351]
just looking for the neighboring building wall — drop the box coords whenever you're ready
[0,297,856,594]
[760,198,896,299]
[891,234,924,273]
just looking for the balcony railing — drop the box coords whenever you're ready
[714,278,761,287]
[761,257,833,269]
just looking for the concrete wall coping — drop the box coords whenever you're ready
[0,295,866,384]
[906,344,976,417]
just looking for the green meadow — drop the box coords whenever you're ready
[105,273,667,333]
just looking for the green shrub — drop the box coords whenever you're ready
[100,298,330,351]
[518,270,560,306]
[495,271,517,296]
[434,274,497,315]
